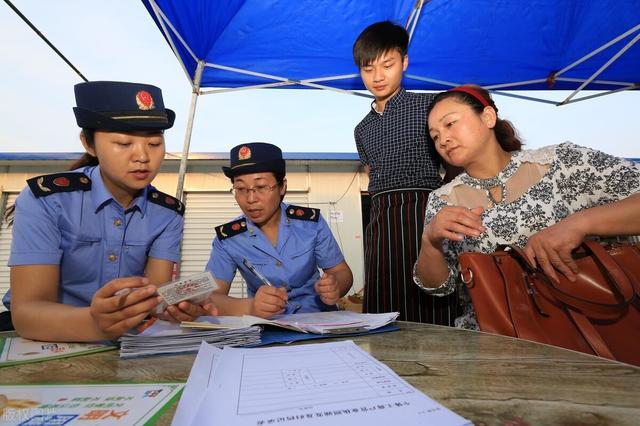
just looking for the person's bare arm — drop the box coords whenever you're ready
[10,265,159,342]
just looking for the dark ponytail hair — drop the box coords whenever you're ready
[430,85,523,152]
[69,129,99,169]
[4,129,99,225]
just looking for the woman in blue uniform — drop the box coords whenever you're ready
[206,142,353,318]
[1,81,215,340]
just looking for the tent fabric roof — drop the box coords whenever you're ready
[143,0,640,93]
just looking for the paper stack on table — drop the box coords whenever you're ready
[118,319,260,359]
[171,340,472,426]
[182,311,400,335]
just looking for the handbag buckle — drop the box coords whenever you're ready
[460,268,474,287]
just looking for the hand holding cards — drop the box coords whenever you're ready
[156,272,219,313]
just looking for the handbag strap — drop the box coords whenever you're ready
[566,308,616,360]
[504,243,634,312]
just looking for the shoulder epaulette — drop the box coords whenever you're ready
[27,172,91,198]
[285,205,320,222]
[215,218,248,240]
[148,190,184,216]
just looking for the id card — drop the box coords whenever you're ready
[156,271,218,312]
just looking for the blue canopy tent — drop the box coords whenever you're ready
[141,0,640,197]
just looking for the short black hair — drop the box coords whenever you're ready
[353,21,409,68]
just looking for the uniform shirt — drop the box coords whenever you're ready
[206,203,345,313]
[355,88,442,195]
[4,165,184,309]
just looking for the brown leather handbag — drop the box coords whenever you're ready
[458,241,640,366]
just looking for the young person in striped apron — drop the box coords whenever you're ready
[353,21,460,324]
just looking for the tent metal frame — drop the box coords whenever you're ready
[147,0,639,198]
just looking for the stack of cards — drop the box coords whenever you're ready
[156,271,218,313]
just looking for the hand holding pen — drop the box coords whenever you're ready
[243,259,300,317]
[314,272,341,306]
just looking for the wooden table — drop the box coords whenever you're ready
[2,322,639,425]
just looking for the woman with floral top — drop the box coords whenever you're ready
[413,85,640,329]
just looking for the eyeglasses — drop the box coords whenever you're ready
[230,183,278,197]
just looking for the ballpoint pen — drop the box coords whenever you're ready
[242,258,274,287]
[242,258,301,313]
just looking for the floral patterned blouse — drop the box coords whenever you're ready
[414,142,640,329]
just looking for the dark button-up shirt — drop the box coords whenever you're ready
[355,88,442,194]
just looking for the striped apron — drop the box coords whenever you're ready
[363,189,460,325]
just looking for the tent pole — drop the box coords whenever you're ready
[204,61,371,98]
[406,0,425,43]
[175,60,205,201]
[148,0,196,87]
[562,83,639,105]
[553,24,640,79]
[561,32,640,105]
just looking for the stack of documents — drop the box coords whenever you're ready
[120,311,399,358]
[183,311,400,335]
[119,319,260,359]
[172,340,472,426]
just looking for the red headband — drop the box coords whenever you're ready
[448,86,490,108]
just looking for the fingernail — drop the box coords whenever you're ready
[114,288,131,297]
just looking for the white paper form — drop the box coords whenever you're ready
[272,311,399,333]
[171,342,222,426]
[190,340,471,426]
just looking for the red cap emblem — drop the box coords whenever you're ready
[231,223,241,231]
[295,209,304,217]
[238,146,251,161]
[165,196,175,205]
[136,90,155,110]
[53,177,70,187]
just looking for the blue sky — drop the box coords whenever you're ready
[1,0,638,157]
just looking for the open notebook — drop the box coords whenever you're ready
[181,311,399,335]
